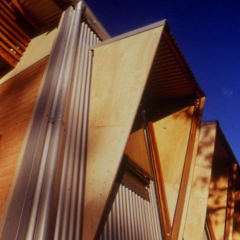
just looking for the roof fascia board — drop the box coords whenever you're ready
[90,19,166,50]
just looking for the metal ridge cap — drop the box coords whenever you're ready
[90,19,166,50]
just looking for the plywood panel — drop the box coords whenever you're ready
[0,28,58,85]
[124,128,152,177]
[153,106,194,223]
[83,26,163,240]
[225,164,237,240]
[208,164,229,240]
[184,123,217,240]
[233,191,240,240]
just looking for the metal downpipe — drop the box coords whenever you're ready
[53,20,86,240]
[25,2,85,240]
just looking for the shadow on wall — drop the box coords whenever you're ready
[194,123,239,240]
[233,191,240,239]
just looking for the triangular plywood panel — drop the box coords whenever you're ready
[183,123,217,240]
[83,26,164,240]
[153,106,194,224]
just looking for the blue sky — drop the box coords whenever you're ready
[86,0,240,160]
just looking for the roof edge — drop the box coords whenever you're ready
[163,22,205,98]
[90,19,166,50]
[82,1,111,41]
[202,120,238,163]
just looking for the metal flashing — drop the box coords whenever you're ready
[82,1,111,41]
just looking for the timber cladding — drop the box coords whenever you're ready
[0,56,49,222]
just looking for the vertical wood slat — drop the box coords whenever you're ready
[224,163,237,240]
[148,121,172,240]
[171,100,200,240]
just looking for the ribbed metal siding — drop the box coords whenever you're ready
[53,21,100,240]
[97,181,162,240]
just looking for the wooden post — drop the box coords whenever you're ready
[148,122,172,240]
[171,100,200,239]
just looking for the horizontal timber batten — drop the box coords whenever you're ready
[0,0,31,71]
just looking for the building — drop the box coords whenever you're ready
[0,0,239,239]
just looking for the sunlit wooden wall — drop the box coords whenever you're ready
[0,57,48,222]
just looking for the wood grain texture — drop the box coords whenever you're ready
[82,26,163,240]
[183,123,217,240]
[0,57,49,225]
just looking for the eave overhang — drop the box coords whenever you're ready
[0,0,110,76]
[91,20,205,103]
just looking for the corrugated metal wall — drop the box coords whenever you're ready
[53,21,100,240]
[97,181,163,240]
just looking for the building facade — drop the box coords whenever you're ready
[0,1,239,240]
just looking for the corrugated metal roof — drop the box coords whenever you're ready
[144,23,205,101]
